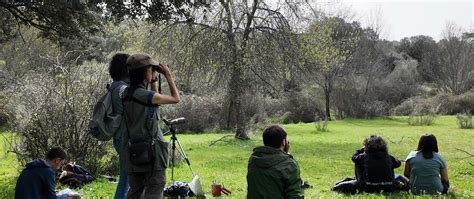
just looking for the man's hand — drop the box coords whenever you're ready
[284,140,290,153]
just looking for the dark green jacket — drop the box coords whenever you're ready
[247,146,304,199]
[123,84,169,173]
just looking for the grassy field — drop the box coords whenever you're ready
[1,116,473,198]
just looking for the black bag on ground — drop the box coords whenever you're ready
[58,163,95,188]
[331,177,359,194]
[164,181,194,198]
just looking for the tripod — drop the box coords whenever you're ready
[163,117,195,183]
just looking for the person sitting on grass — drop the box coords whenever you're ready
[352,135,401,193]
[15,147,66,199]
[404,134,449,195]
[247,124,304,199]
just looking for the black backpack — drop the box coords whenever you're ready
[88,82,127,141]
[58,163,95,188]
[331,177,359,194]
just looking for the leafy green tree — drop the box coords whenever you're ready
[300,17,361,120]
[0,0,200,42]
[397,35,440,82]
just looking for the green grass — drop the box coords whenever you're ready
[0,132,19,198]
[1,116,473,198]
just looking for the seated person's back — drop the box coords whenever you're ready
[352,135,401,193]
[15,147,66,199]
[404,134,449,195]
[247,125,303,199]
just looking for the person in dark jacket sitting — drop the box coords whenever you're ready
[15,147,66,199]
[247,124,304,199]
[352,135,401,193]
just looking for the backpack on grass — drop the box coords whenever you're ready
[58,163,95,188]
[88,82,127,141]
[331,177,359,194]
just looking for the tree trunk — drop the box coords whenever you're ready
[227,64,249,140]
[325,89,331,121]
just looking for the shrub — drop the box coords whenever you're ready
[314,115,329,132]
[453,91,474,114]
[162,94,223,133]
[10,59,115,175]
[408,114,436,126]
[279,90,324,123]
[391,97,421,116]
[392,92,474,116]
[457,113,473,129]
[0,95,12,128]
[407,103,438,126]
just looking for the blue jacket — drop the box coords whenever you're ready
[15,159,57,199]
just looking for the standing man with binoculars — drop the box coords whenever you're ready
[123,53,180,199]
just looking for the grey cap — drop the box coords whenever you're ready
[126,53,160,70]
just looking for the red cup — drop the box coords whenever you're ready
[212,183,222,197]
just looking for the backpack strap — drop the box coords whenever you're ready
[123,86,158,141]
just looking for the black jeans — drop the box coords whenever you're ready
[127,170,166,199]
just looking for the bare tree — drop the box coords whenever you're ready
[437,23,474,95]
[158,0,311,139]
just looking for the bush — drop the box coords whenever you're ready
[391,92,474,116]
[0,95,12,128]
[278,90,324,124]
[457,113,473,129]
[408,114,436,126]
[162,94,223,133]
[10,59,115,175]
[314,115,329,132]
[453,91,474,114]
[407,102,438,126]
[391,97,422,116]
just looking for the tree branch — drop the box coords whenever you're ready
[456,148,474,157]
[209,134,234,147]
[170,20,227,34]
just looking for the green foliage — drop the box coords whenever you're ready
[10,59,113,175]
[301,17,361,71]
[0,1,101,41]
[408,114,436,126]
[0,133,19,199]
[314,116,329,132]
[0,1,201,42]
[456,113,473,129]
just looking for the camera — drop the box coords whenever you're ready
[151,64,161,72]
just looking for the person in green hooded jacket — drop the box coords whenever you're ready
[247,124,304,199]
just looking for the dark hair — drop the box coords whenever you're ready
[46,147,66,160]
[417,134,439,159]
[363,135,387,153]
[109,53,130,81]
[263,125,287,148]
[129,66,150,86]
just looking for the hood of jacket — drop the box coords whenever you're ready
[25,159,52,169]
[248,146,292,169]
